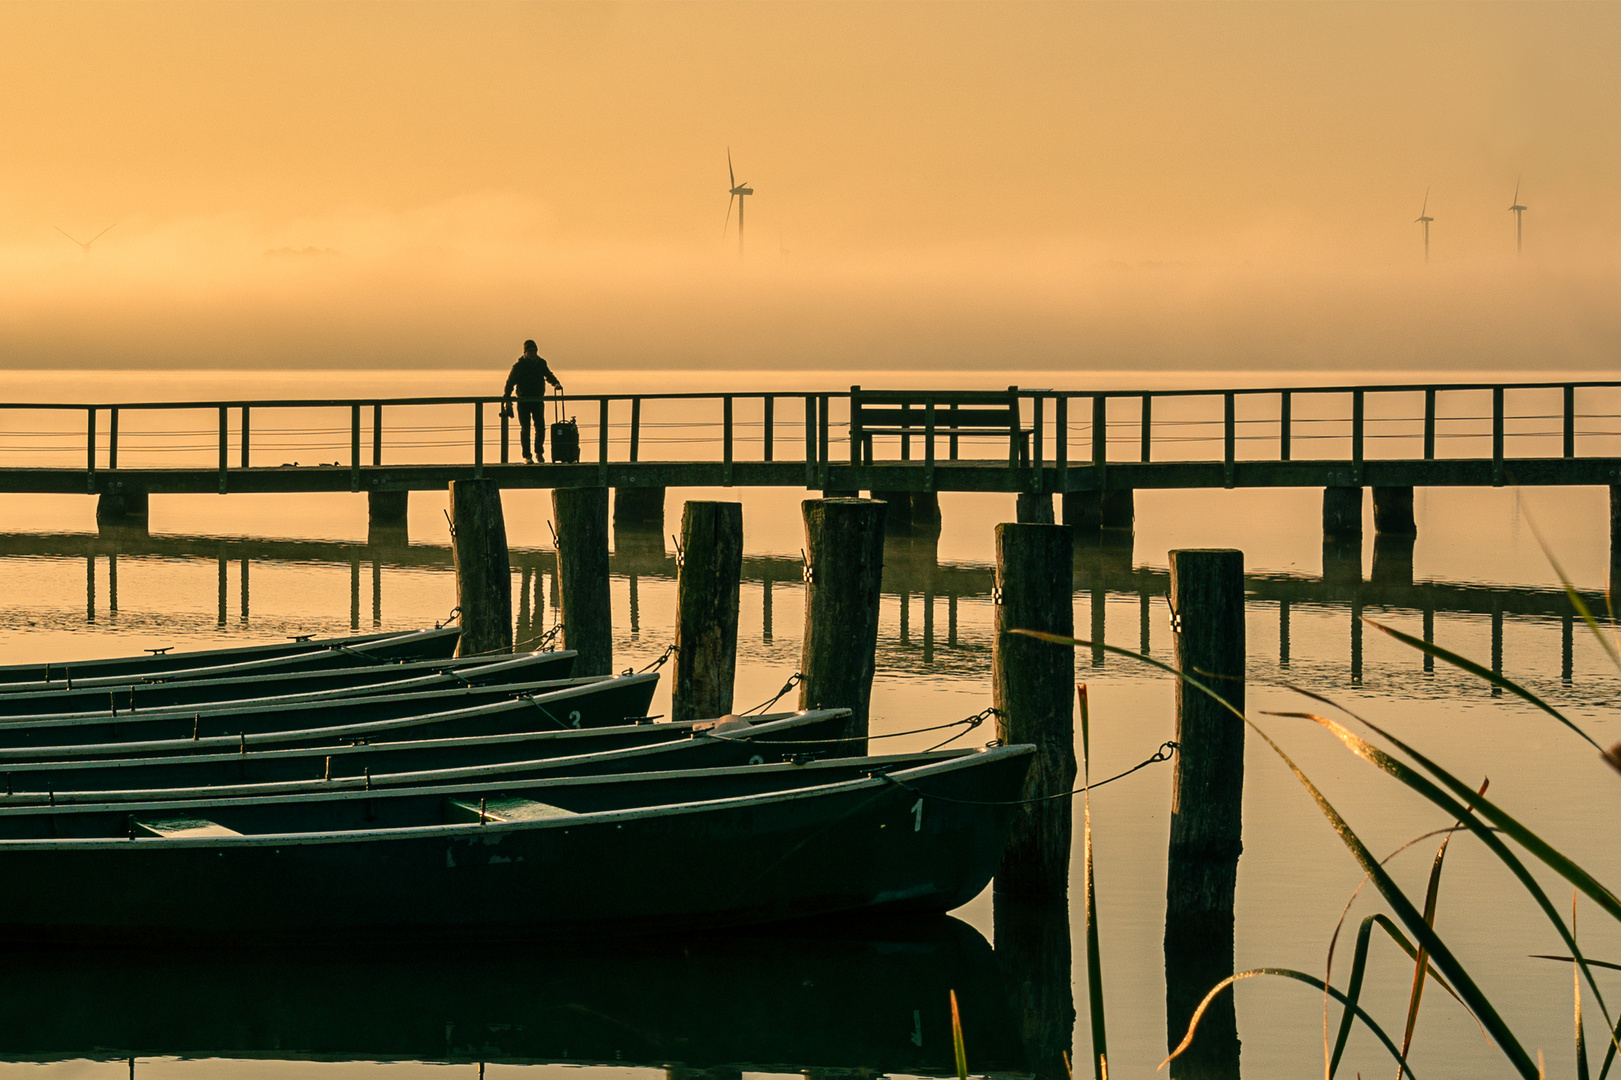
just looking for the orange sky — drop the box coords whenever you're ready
[1,2,1617,372]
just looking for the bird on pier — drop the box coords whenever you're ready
[1508,179,1528,255]
[54,223,116,256]
[1415,188,1434,263]
[723,149,753,256]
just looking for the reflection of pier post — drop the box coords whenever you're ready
[948,593,958,647]
[1491,596,1504,698]
[1563,612,1574,684]
[217,548,228,627]
[108,551,118,616]
[242,557,251,624]
[993,894,1074,1080]
[1350,590,1363,684]
[1278,600,1290,668]
[1422,603,1435,674]
[86,550,96,623]
[628,574,640,637]
[761,575,773,643]
[370,557,380,627]
[349,552,361,631]
[1164,549,1243,1079]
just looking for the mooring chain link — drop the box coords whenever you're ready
[632,642,678,675]
[876,740,1180,806]
[740,672,804,715]
[435,605,461,630]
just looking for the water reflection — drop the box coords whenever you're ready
[0,917,1026,1077]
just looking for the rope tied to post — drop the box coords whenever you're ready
[740,672,803,715]
[874,740,1180,806]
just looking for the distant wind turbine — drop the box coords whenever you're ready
[1415,188,1434,263]
[1508,179,1527,255]
[722,149,753,256]
[54,223,116,256]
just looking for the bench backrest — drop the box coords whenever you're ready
[850,386,1021,433]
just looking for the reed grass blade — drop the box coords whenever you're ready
[1578,892,1593,1080]
[950,988,968,1080]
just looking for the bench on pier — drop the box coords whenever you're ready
[849,387,1032,467]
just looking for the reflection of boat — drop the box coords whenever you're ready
[1,708,850,804]
[0,644,571,718]
[0,671,659,756]
[0,626,461,692]
[0,746,1034,941]
[0,915,1024,1074]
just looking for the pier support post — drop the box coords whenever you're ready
[448,480,512,657]
[1372,486,1415,536]
[613,486,665,530]
[1371,533,1415,587]
[1016,492,1055,524]
[1609,487,1621,601]
[1061,491,1101,534]
[673,501,743,723]
[870,490,914,533]
[992,522,1077,899]
[910,491,942,538]
[1101,488,1135,531]
[553,486,613,675]
[1164,548,1245,1077]
[367,490,409,547]
[95,491,149,531]
[798,498,887,751]
[1322,486,1363,540]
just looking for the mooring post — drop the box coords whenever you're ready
[1322,485,1363,539]
[1164,548,1244,1077]
[992,522,1077,898]
[798,498,886,751]
[553,486,613,675]
[673,501,744,723]
[367,490,409,548]
[449,480,513,657]
[1016,492,1055,524]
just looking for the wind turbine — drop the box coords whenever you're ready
[1415,188,1434,263]
[54,223,116,255]
[1508,179,1527,255]
[722,149,753,256]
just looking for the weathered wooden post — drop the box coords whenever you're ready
[1609,486,1621,603]
[1372,486,1415,536]
[992,522,1077,897]
[1100,488,1135,530]
[367,490,409,548]
[613,486,666,558]
[552,486,612,674]
[1164,548,1244,1078]
[911,491,942,538]
[1322,485,1362,538]
[870,490,914,533]
[673,501,744,722]
[449,479,512,657]
[798,498,887,750]
[95,491,149,533]
[1016,492,1055,524]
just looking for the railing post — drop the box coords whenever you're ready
[241,407,251,469]
[1351,390,1364,485]
[804,395,817,486]
[1280,390,1291,462]
[763,395,774,462]
[1223,392,1236,488]
[500,406,510,465]
[950,403,960,460]
[924,396,937,492]
[1141,393,1153,462]
[372,404,383,467]
[630,397,642,463]
[473,402,484,479]
[599,398,610,485]
[86,407,97,491]
[1091,395,1107,488]
[1562,382,1575,457]
[848,386,860,467]
[723,395,734,485]
[350,404,361,492]
[1056,396,1069,491]
[217,406,228,494]
[819,393,831,488]
[900,400,911,461]
[1423,388,1436,460]
[1032,392,1044,492]
[108,407,119,471]
[1492,386,1505,486]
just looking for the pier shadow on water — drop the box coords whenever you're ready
[0,916,1030,1077]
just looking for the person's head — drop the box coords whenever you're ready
[523,340,538,356]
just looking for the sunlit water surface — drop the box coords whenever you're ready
[1,369,1619,1080]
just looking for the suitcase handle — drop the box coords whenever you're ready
[552,391,565,423]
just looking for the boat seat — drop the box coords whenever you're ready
[136,817,243,838]
[449,797,576,824]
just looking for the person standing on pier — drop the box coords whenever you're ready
[501,340,564,463]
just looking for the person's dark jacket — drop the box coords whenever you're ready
[503,356,562,400]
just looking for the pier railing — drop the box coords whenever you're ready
[3,379,1621,491]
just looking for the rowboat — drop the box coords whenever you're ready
[0,915,1026,1075]
[0,672,661,757]
[0,709,851,804]
[0,745,1034,940]
[0,646,576,718]
[0,628,445,688]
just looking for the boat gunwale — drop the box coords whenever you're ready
[0,744,1032,851]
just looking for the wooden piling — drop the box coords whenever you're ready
[448,479,512,657]
[367,490,409,547]
[1372,485,1416,536]
[992,522,1077,899]
[613,486,665,530]
[95,491,149,530]
[798,498,887,750]
[673,501,744,723]
[552,486,613,675]
[1016,492,1055,524]
[1322,485,1363,539]
[1061,491,1101,534]
[911,491,942,537]
[870,490,914,533]
[1609,487,1621,602]
[1164,548,1244,1077]
[1100,488,1135,530]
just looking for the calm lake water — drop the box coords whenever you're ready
[1,368,1619,1080]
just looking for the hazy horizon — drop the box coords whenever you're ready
[3,2,1618,373]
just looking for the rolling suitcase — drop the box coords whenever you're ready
[550,394,580,464]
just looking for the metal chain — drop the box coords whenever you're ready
[740,672,803,715]
[876,740,1179,805]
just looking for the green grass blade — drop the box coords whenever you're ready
[1366,618,1604,752]
[950,989,968,1080]
[1079,684,1109,1080]
[1579,892,1594,1080]
[1398,833,1453,1077]
[1330,915,1381,1077]
[1166,967,1413,1076]
[1012,630,1542,1079]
